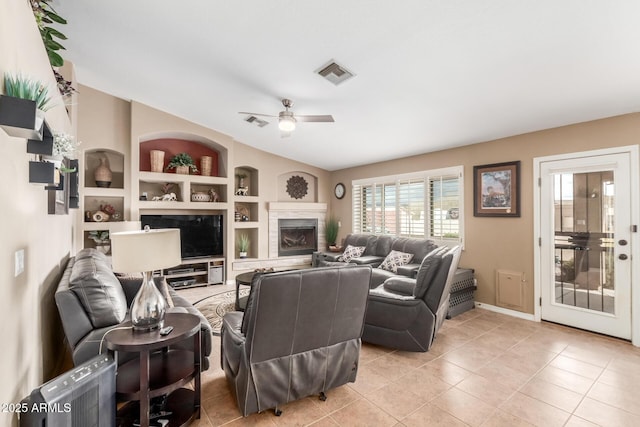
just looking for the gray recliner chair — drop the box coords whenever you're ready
[221,266,372,417]
[362,246,461,352]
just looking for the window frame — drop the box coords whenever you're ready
[352,166,464,247]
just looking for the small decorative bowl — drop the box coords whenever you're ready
[191,192,211,202]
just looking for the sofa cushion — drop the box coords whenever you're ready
[390,237,438,264]
[383,276,416,296]
[343,234,378,256]
[424,249,455,313]
[374,235,394,257]
[350,255,385,267]
[338,245,366,262]
[70,256,128,328]
[396,263,420,278]
[74,247,108,263]
[370,268,397,289]
[413,247,445,298]
[379,250,414,273]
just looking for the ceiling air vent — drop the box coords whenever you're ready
[315,60,355,85]
[244,115,269,127]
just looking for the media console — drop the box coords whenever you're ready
[155,257,225,289]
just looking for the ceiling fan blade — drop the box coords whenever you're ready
[238,112,277,118]
[295,114,335,123]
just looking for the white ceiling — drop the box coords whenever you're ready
[54,0,640,171]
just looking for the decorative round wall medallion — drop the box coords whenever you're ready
[334,182,346,199]
[286,175,308,199]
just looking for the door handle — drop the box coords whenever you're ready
[619,254,628,260]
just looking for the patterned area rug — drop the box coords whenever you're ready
[194,289,250,335]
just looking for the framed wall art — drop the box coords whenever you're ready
[473,161,520,217]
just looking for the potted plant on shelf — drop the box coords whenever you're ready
[1,73,54,138]
[237,233,250,259]
[325,215,340,251]
[88,230,111,255]
[166,152,198,175]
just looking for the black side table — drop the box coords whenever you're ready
[105,313,201,427]
[235,271,256,311]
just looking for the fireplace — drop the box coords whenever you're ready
[278,219,318,257]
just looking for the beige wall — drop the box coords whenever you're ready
[0,1,75,425]
[331,113,640,314]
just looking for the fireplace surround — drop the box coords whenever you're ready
[268,202,327,258]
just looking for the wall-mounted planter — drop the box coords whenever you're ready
[29,161,55,184]
[0,95,45,140]
[26,121,53,155]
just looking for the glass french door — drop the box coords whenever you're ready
[539,152,632,339]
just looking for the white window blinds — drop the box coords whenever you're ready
[352,167,463,244]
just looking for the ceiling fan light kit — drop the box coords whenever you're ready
[278,112,296,132]
[240,98,333,136]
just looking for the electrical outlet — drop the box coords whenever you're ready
[14,249,24,277]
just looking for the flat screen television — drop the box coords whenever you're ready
[140,214,223,259]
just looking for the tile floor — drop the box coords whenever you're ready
[178,286,640,427]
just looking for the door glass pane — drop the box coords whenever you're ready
[553,172,615,314]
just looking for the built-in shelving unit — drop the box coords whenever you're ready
[155,257,225,289]
[133,137,231,282]
[76,148,141,253]
[138,171,228,209]
[234,166,259,260]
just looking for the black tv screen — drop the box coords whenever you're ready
[140,214,223,259]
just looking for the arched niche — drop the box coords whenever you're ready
[277,171,318,202]
[85,148,125,188]
[234,165,259,197]
[139,131,228,177]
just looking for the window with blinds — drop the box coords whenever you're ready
[352,166,463,245]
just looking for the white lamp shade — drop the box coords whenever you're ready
[110,228,181,273]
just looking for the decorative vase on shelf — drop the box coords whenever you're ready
[150,150,165,173]
[94,157,112,187]
[175,165,189,175]
[201,156,212,176]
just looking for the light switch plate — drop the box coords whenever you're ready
[14,249,24,277]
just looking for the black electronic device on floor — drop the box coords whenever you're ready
[19,355,116,427]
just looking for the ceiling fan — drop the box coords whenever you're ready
[240,99,334,137]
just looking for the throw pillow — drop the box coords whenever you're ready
[70,256,128,328]
[337,245,366,262]
[378,250,414,273]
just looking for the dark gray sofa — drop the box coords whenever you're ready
[314,233,438,288]
[55,248,212,370]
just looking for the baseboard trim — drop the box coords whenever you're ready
[474,302,537,322]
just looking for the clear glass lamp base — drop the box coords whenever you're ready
[130,271,166,331]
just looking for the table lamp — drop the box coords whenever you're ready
[110,228,181,331]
